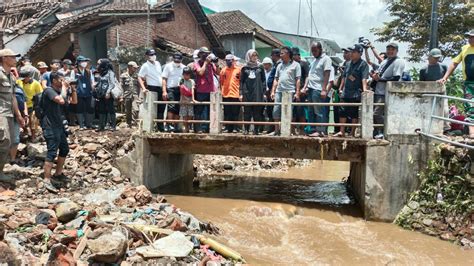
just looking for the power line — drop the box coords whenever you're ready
[305,0,319,36]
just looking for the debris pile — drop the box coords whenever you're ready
[0,129,246,264]
[194,154,311,178]
[395,143,474,249]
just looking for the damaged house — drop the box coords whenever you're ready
[0,0,223,64]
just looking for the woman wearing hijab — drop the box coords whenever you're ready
[240,49,266,135]
[94,59,116,131]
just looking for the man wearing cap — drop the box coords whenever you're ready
[138,49,165,131]
[41,59,62,89]
[220,54,241,133]
[193,47,217,133]
[292,47,310,135]
[58,59,76,81]
[75,55,94,129]
[370,42,405,139]
[121,61,140,127]
[335,44,369,137]
[37,61,48,77]
[419,49,447,81]
[17,69,43,141]
[162,52,185,132]
[303,42,333,137]
[0,48,25,181]
[19,56,41,81]
[265,49,281,133]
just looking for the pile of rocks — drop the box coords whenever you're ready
[0,129,245,264]
[194,154,312,178]
[0,184,241,264]
[395,143,473,249]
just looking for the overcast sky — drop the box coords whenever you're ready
[200,0,420,67]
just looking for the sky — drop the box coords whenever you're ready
[200,0,419,67]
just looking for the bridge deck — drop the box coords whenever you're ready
[145,133,389,162]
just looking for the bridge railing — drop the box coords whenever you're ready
[141,90,382,139]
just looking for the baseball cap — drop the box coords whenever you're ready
[76,55,90,62]
[342,47,351,52]
[386,42,399,49]
[429,48,442,58]
[225,54,235,60]
[51,59,62,65]
[128,61,139,68]
[145,49,156,56]
[349,44,364,54]
[183,66,192,74]
[262,57,273,64]
[62,59,72,65]
[0,49,20,58]
[198,47,211,54]
[271,49,280,56]
[465,30,474,37]
[37,61,48,69]
[173,52,183,61]
[18,70,31,80]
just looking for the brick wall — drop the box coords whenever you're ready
[106,0,210,50]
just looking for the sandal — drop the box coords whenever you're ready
[44,181,59,194]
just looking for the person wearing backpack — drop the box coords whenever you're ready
[369,42,405,139]
[41,72,77,193]
[94,59,117,132]
[75,56,94,130]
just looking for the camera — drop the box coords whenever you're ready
[208,53,218,63]
[358,37,371,49]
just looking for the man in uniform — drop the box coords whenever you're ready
[121,61,140,127]
[0,48,25,181]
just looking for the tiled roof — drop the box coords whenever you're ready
[207,10,283,48]
[0,2,64,34]
[28,1,173,55]
[154,37,194,57]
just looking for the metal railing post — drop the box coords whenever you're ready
[280,91,293,137]
[360,90,374,140]
[428,95,437,135]
[142,91,157,133]
[210,91,222,134]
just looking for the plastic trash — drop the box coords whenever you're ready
[199,236,246,262]
[136,232,194,258]
[84,186,124,205]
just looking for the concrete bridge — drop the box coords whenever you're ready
[117,82,446,221]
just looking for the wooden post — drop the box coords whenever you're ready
[280,91,293,137]
[360,90,374,140]
[142,91,158,133]
[210,91,222,134]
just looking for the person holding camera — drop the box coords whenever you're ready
[369,42,405,139]
[193,47,217,133]
[362,39,386,71]
[41,72,77,193]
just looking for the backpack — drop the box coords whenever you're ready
[33,90,46,121]
[14,85,26,113]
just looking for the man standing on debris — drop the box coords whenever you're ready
[265,49,281,133]
[121,61,140,128]
[162,52,185,132]
[41,72,77,192]
[0,49,26,181]
[75,56,94,130]
[139,49,165,131]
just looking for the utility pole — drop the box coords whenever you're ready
[429,0,439,50]
[297,0,302,35]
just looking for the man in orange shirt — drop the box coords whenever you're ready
[220,54,241,133]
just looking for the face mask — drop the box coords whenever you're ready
[149,55,157,62]
[226,61,233,67]
[80,62,88,68]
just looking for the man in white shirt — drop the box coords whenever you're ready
[138,49,165,131]
[162,52,185,132]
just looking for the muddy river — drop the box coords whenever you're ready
[162,161,474,265]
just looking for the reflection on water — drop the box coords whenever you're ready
[162,161,474,265]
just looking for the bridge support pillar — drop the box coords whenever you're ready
[115,136,194,190]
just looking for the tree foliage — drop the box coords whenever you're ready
[372,0,473,62]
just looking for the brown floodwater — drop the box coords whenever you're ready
[161,161,474,265]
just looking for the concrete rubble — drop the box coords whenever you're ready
[0,129,246,265]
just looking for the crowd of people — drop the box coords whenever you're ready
[0,29,472,192]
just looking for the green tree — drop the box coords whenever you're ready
[372,0,473,62]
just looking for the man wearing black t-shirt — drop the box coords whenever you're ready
[41,72,77,193]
